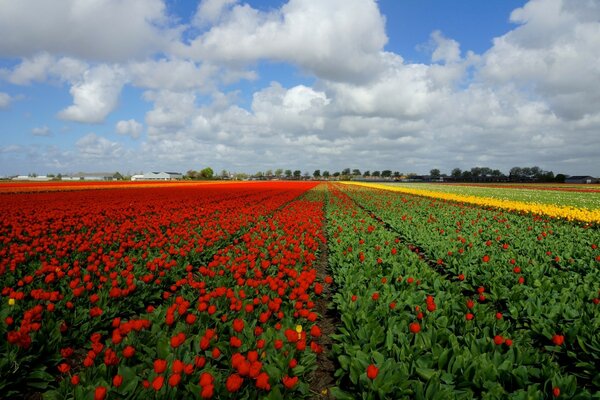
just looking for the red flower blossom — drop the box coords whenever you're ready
[255,372,271,391]
[282,375,298,389]
[201,384,214,399]
[113,374,123,388]
[169,373,181,387]
[152,375,164,391]
[310,325,321,337]
[94,386,107,400]
[211,347,221,359]
[154,359,167,374]
[366,364,378,379]
[232,319,244,332]
[199,372,214,387]
[552,334,564,346]
[226,374,244,392]
[409,322,421,334]
[123,345,135,358]
[57,363,70,374]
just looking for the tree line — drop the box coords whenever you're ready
[182,165,565,182]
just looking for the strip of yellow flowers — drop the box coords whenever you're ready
[341,182,600,224]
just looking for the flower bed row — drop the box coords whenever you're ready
[345,182,600,223]
[337,183,600,391]
[326,183,597,399]
[0,182,321,398]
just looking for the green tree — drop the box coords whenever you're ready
[430,169,441,180]
[322,170,330,178]
[313,169,321,178]
[275,168,283,177]
[186,170,198,179]
[451,168,462,178]
[363,170,370,177]
[200,167,214,179]
[284,170,292,178]
[293,170,301,178]
[381,170,392,178]
[372,170,380,177]
[352,169,361,176]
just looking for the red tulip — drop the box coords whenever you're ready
[366,364,378,379]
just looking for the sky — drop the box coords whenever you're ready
[1,0,599,177]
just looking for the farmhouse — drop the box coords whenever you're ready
[131,172,183,181]
[565,175,598,184]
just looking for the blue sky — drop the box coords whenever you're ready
[1,0,599,176]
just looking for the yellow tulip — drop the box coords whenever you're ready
[343,182,600,224]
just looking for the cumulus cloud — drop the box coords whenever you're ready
[116,119,143,139]
[76,133,126,160]
[179,0,388,83]
[252,83,330,131]
[144,90,198,132]
[0,0,178,62]
[193,0,239,27]
[58,65,126,124]
[479,0,600,120]
[31,126,51,136]
[0,92,11,109]
[430,31,462,64]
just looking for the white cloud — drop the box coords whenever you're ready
[116,119,143,139]
[193,0,239,27]
[32,126,51,136]
[251,82,330,131]
[430,31,462,64]
[179,0,388,83]
[0,0,178,62]
[0,92,11,108]
[58,65,126,124]
[128,59,217,91]
[76,133,126,160]
[144,90,198,132]
[480,0,600,120]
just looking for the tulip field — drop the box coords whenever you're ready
[1,181,599,399]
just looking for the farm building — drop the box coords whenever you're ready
[62,172,114,181]
[12,175,52,181]
[131,172,182,181]
[565,175,597,184]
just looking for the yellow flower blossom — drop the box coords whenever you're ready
[342,182,600,224]
[8,298,15,306]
